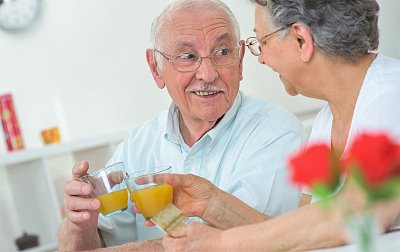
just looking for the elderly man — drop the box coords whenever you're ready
[57,0,307,251]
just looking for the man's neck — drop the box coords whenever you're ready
[179,113,223,147]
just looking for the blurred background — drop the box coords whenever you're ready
[0,0,399,251]
[1,0,399,150]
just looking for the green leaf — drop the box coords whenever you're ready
[366,178,400,202]
[349,166,400,202]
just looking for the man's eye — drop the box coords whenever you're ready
[176,53,197,60]
[215,48,229,56]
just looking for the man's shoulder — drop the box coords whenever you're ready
[125,110,169,139]
[239,95,303,129]
[240,95,290,113]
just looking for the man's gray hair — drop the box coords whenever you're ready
[251,0,380,62]
[150,0,241,67]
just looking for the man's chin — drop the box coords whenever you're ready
[199,111,226,124]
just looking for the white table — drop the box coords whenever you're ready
[312,230,400,252]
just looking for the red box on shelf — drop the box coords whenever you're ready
[0,93,25,152]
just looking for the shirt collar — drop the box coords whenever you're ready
[207,91,243,142]
[164,103,181,145]
[164,91,243,146]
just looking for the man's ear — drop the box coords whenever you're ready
[146,49,165,89]
[290,23,314,62]
[238,40,246,81]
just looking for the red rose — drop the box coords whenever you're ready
[289,144,339,189]
[344,133,400,187]
[394,148,400,177]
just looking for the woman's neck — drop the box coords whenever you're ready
[327,54,377,156]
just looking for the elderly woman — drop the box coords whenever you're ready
[161,0,400,251]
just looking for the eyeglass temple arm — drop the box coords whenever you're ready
[154,49,173,62]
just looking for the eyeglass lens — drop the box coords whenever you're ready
[156,47,240,72]
[246,25,292,56]
[246,38,261,56]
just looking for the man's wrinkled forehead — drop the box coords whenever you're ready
[172,33,236,53]
[162,10,236,45]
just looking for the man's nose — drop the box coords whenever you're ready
[195,57,218,82]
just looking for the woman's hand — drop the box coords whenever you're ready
[163,173,215,218]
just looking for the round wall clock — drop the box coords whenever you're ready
[0,0,43,31]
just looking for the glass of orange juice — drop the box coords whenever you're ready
[82,162,128,217]
[125,166,173,219]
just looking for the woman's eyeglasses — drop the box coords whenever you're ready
[246,23,294,56]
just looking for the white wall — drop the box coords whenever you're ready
[0,0,399,153]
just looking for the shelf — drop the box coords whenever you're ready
[0,131,126,167]
[0,131,127,252]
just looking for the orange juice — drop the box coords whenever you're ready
[96,189,128,216]
[130,183,173,218]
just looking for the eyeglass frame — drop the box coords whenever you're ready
[153,43,243,73]
[246,22,295,56]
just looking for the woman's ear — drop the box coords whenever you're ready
[290,23,314,62]
[146,49,165,89]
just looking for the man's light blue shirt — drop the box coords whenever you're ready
[99,91,308,246]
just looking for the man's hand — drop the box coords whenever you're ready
[57,161,103,251]
[64,161,101,229]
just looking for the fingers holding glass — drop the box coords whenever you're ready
[125,166,188,234]
[125,166,173,219]
[81,162,128,217]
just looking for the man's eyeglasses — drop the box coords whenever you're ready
[153,45,241,73]
[246,23,294,56]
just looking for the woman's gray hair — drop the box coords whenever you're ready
[150,0,241,68]
[251,0,380,62]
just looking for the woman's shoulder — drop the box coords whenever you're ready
[368,54,400,84]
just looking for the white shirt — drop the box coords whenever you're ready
[309,54,400,147]
[99,91,308,246]
[308,54,400,227]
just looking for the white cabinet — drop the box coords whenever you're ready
[0,132,126,252]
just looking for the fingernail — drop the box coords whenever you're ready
[91,199,100,209]
[82,184,90,194]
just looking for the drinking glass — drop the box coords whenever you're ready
[81,162,128,217]
[125,166,173,219]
